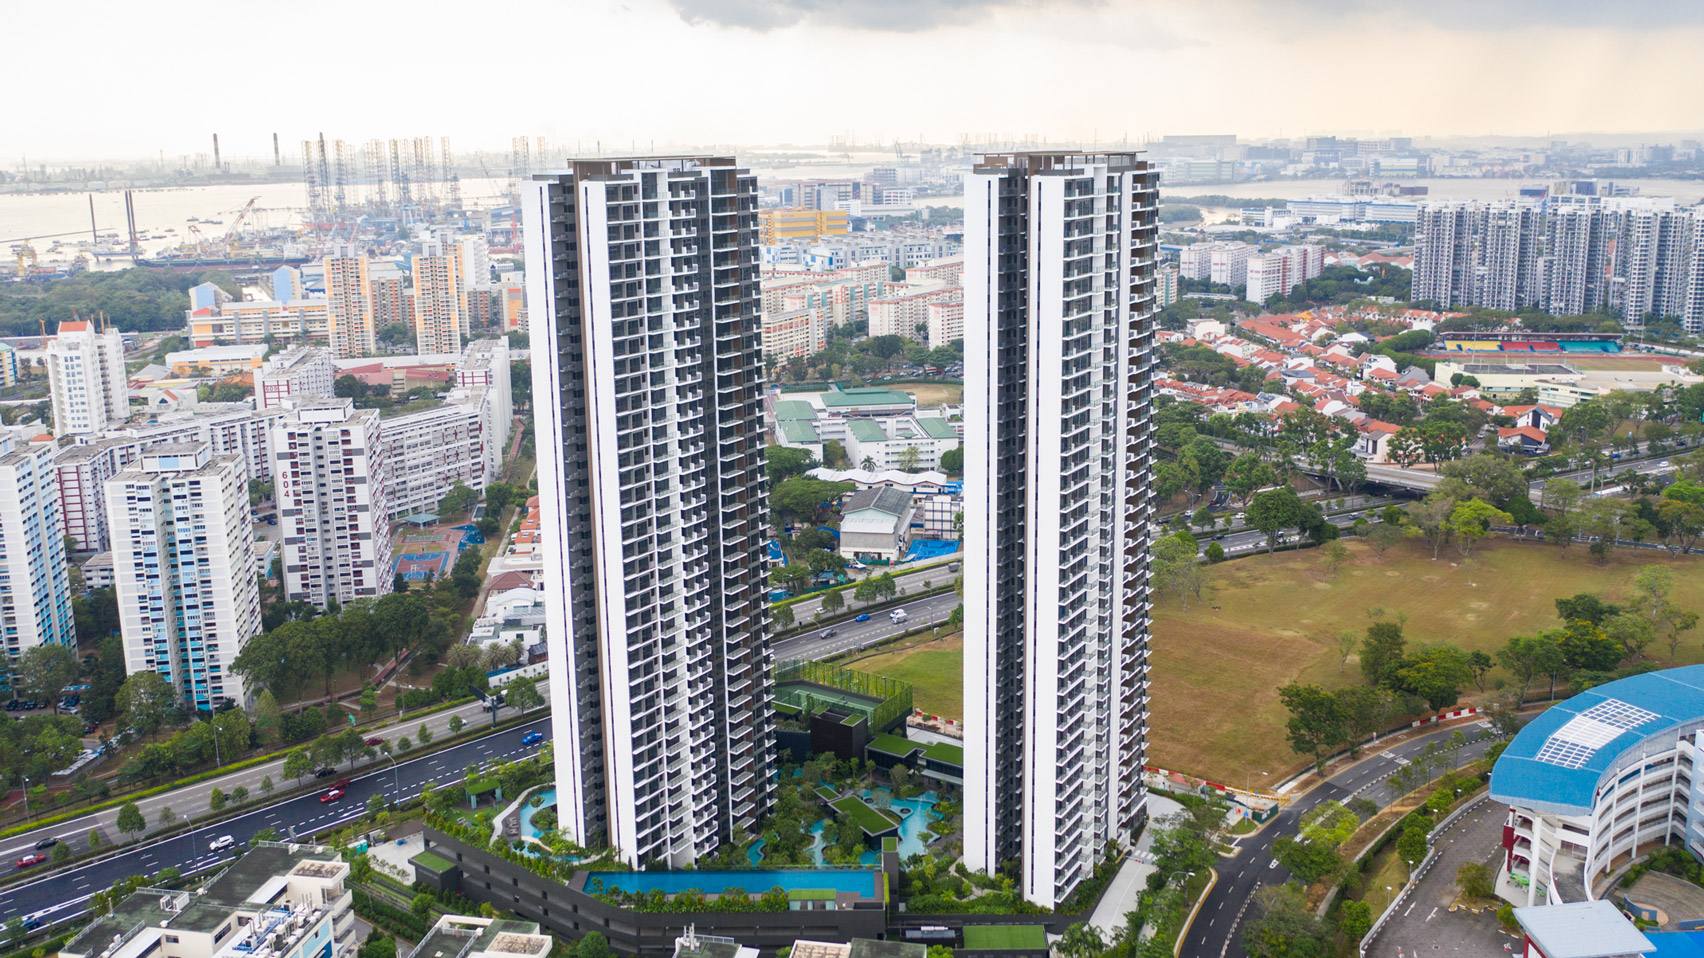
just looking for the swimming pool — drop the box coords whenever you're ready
[519,787,556,838]
[583,868,880,897]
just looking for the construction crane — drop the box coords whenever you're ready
[222,196,260,244]
[15,243,37,278]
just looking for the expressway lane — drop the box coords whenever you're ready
[1179,721,1497,958]
[772,592,960,661]
[0,717,552,927]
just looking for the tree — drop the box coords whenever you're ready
[18,644,79,713]
[577,933,613,958]
[116,801,145,839]
[1278,684,1347,773]
[938,446,963,476]
[1395,822,1429,869]
[253,689,283,745]
[772,603,795,631]
[116,671,178,736]
[506,677,545,713]
[821,589,845,615]
[822,439,851,469]
[261,775,274,795]
[1605,613,1657,663]
[1402,495,1456,560]
[1457,861,1495,900]
[417,723,433,745]
[282,748,314,786]
[158,805,176,827]
[1247,486,1303,554]
[1360,621,1407,688]
[213,709,249,765]
[1056,923,1105,958]
[1320,540,1350,578]
[448,715,464,735]
[764,446,819,483]
[1556,593,1622,627]
[1467,650,1494,691]
[209,788,227,812]
[1337,685,1394,757]
[437,481,480,520]
[1396,643,1473,710]
[1339,899,1373,942]
[1447,499,1512,558]
[1366,521,1403,558]
[1543,477,1585,514]
[1224,454,1278,508]
[1337,630,1357,673]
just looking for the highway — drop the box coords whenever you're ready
[0,717,551,928]
[1179,721,1497,958]
[773,592,961,661]
[777,554,961,622]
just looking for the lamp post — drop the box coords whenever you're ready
[21,775,31,822]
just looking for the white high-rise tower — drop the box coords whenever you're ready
[963,152,1158,907]
[524,157,773,867]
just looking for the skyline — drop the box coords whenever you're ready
[7,0,1704,161]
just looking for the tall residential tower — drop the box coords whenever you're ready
[525,157,773,867]
[963,152,1159,907]
[0,439,76,693]
[46,318,129,436]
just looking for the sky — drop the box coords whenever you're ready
[7,0,1704,163]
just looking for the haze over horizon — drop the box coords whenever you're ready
[7,0,1704,163]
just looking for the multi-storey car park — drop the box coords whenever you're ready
[1491,666,1704,906]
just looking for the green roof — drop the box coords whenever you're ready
[831,794,902,836]
[815,784,839,801]
[867,732,920,758]
[881,837,899,852]
[848,420,888,443]
[922,741,965,766]
[821,388,912,408]
[963,926,1049,951]
[411,850,457,872]
[773,400,817,420]
[780,419,820,443]
[787,888,839,901]
[916,418,960,439]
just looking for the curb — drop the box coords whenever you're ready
[1175,868,1219,958]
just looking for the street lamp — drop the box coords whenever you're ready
[21,775,30,822]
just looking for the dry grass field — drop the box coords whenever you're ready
[892,382,964,406]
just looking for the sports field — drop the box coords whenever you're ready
[890,382,964,406]
[1557,355,1673,371]
[840,540,1704,782]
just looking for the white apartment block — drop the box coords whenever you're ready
[46,318,129,436]
[906,256,964,286]
[0,439,75,692]
[868,282,962,341]
[1244,245,1326,304]
[324,246,376,359]
[964,152,1157,908]
[844,416,961,471]
[454,339,515,475]
[189,297,332,348]
[1478,203,1546,311]
[1614,204,1692,323]
[1413,203,1479,308]
[526,157,774,868]
[414,236,467,355]
[926,297,965,348]
[53,439,127,552]
[1544,202,1616,316]
[106,443,260,710]
[381,398,489,518]
[60,844,356,958]
[273,400,393,608]
[1178,242,1254,287]
[1686,215,1704,335]
[256,346,338,410]
[111,407,288,485]
[760,261,890,326]
[762,306,826,360]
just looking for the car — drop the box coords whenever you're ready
[819,628,837,639]
[315,767,337,778]
[855,613,871,622]
[33,837,57,850]
[332,779,352,791]
[209,835,236,852]
[3,701,15,711]
[84,723,98,735]
[15,853,46,868]
[1661,460,1672,468]
[320,788,344,803]
[1212,534,1226,540]
[521,731,544,747]
[365,737,384,747]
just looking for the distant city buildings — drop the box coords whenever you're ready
[1412,196,1704,329]
[106,442,260,710]
[1244,245,1325,304]
[324,245,377,359]
[0,438,75,693]
[46,318,128,436]
[757,208,850,244]
[527,156,774,868]
[963,151,1157,908]
[413,234,467,355]
[273,399,393,607]
[255,346,338,410]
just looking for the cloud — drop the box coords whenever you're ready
[1265,0,1704,30]
[664,0,1096,32]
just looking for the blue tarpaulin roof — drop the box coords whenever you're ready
[1491,666,1704,816]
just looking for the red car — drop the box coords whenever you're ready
[320,788,344,803]
[16,853,46,868]
[364,737,383,747]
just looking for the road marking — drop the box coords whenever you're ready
[1426,907,1437,921]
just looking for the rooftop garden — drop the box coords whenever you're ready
[829,795,901,836]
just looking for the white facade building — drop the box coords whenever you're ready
[255,346,338,410]
[273,399,393,607]
[106,443,260,709]
[963,152,1157,908]
[46,319,129,436]
[53,439,127,553]
[414,236,467,356]
[526,157,774,868]
[0,439,76,692]
[762,305,826,361]
[867,282,963,341]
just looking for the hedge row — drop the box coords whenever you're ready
[351,889,434,942]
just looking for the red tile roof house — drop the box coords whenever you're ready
[1356,420,1403,463]
[1501,404,1565,430]
[1497,426,1551,455]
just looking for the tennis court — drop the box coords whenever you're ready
[391,528,466,581]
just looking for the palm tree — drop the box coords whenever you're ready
[860,456,876,471]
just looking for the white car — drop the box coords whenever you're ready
[210,835,236,852]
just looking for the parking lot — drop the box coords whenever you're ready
[1366,798,1520,958]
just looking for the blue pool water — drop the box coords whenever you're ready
[519,788,557,838]
[583,869,879,897]
[902,539,959,562]
[749,787,940,866]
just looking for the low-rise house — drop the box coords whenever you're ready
[838,487,916,563]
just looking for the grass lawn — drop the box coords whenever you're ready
[831,795,900,835]
[963,926,1048,950]
[1550,355,1670,371]
[1149,538,1704,782]
[841,631,964,719]
[1351,845,1411,918]
[890,381,964,406]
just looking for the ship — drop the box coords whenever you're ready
[137,249,313,270]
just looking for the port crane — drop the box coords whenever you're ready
[222,196,261,245]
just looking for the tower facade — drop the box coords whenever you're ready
[413,236,467,355]
[46,318,129,436]
[963,152,1158,907]
[525,157,773,867]
[0,439,76,694]
[272,399,393,608]
[106,443,260,710]
[324,246,376,359]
